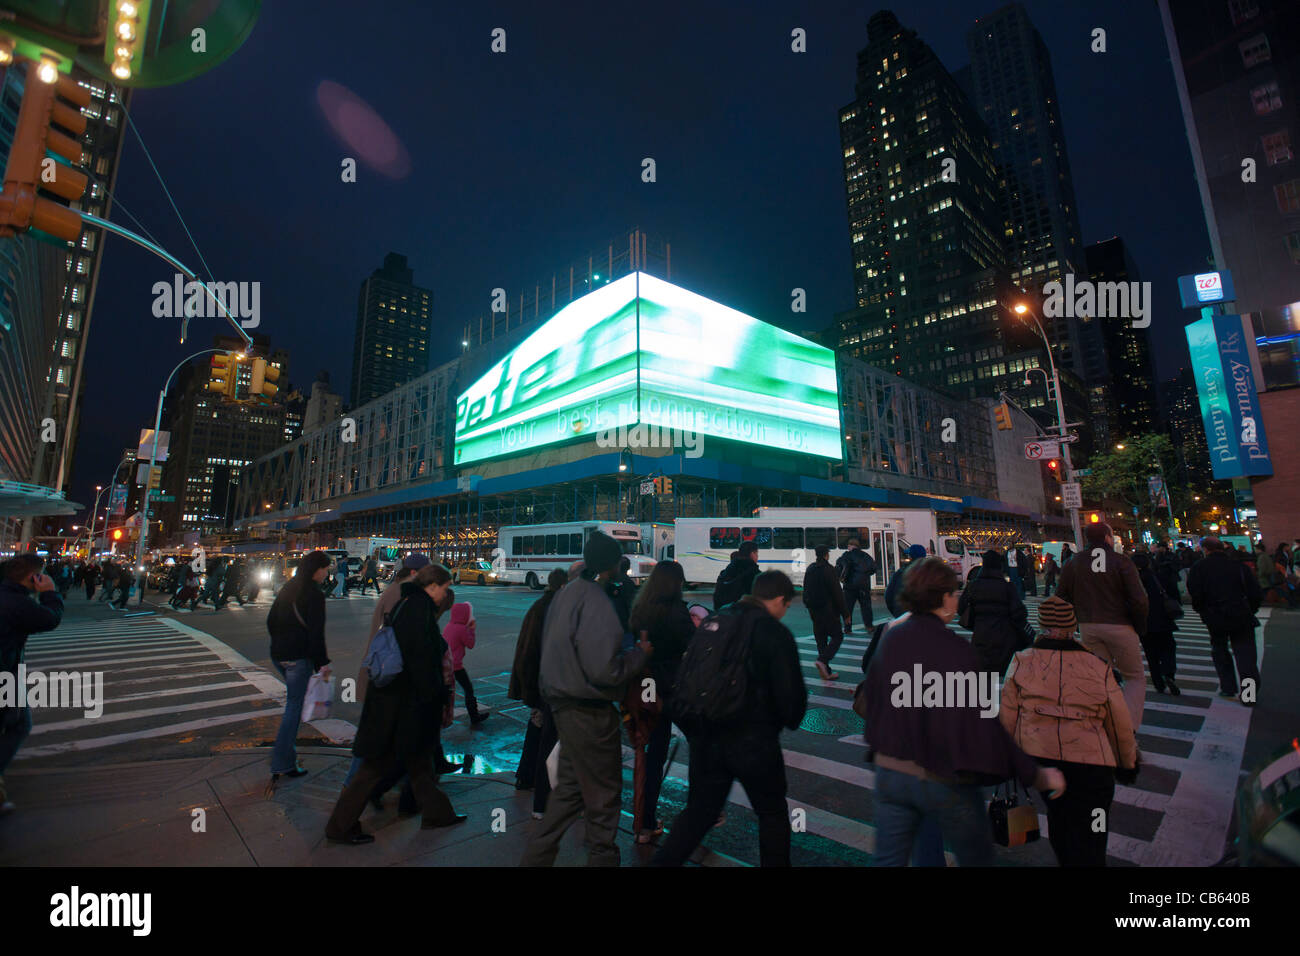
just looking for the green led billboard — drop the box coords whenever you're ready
[453,272,841,465]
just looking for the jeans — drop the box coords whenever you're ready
[0,705,32,775]
[637,712,675,833]
[652,729,791,867]
[873,767,994,866]
[843,587,873,631]
[912,815,946,866]
[520,703,623,866]
[271,659,313,774]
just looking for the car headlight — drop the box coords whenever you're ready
[259,570,271,581]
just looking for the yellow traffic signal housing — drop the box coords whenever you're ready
[994,402,1013,431]
[663,477,673,495]
[250,357,280,402]
[0,67,91,242]
[208,354,237,398]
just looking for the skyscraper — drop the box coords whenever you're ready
[836,10,1046,409]
[1085,238,1157,445]
[350,253,433,406]
[964,4,1095,379]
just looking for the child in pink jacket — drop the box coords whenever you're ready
[443,602,490,726]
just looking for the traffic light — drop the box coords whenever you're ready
[112,528,123,541]
[1047,459,1061,481]
[652,476,663,494]
[208,354,238,398]
[0,64,91,243]
[662,477,673,495]
[249,357,281,402]
[1087,511,1101,524]
[994,402,1013,431]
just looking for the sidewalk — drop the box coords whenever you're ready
[0,747,729,866]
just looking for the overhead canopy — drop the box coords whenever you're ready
[0,480,81,517]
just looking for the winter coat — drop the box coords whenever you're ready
[835,548,876,591]
[957,570,1028,677]
[1187,550,1262,633]
[539,577,647,711]
[351,582,447,760]
[1055,544,1149,636]
[629,593,697,696]
[1000,637,1138,770]
[863,610,1040,787]
[0,580,63,673]
[1256,552,1277,589]
[508,587,560,708]
[713,557,760,609]
[1155,552,1182,598]
[885,558,918,617]
[803,558,848,619]
[267,577,330,670]
[443,602,476,670]
[1138,567,1179,635]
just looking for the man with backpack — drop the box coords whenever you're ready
[835,538,876,633]
[652,571,807,867]
[803,544,848,680]
[713,541,760,609]
[520,532,652,866]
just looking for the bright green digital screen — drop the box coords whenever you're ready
[453,272,841,465]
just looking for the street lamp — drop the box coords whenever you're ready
[1013,301,1081,549]
[131,347,233,607]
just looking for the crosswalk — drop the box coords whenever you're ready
[16,616,293,760]
[464,597,1268,866]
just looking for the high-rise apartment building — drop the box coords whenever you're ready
[1085,238,1158,446]
[836,9,1053,421]
[0,63,129,540]
[350,253,433,406]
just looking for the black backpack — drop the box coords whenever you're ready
[670,605,755,725]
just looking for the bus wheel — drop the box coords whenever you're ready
[526,572,539,590]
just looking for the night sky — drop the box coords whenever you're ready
[70,0,1210,515]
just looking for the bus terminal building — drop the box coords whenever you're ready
[232,271,1068,559]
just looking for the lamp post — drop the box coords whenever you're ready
[1014,302,1082,550]
[86,484,105,556]
[131,347,240,606]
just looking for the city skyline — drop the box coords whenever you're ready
[70,0,1210,519]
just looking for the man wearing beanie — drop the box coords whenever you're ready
[521,532,652,866]
[1055,522,1149,731]
[999,594,1139,866]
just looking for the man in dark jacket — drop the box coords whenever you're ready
[0,555,64,811]
[1056,522,1149,732]
[713,541,760,609]
[803,544,849,680]
[1187,536,1263,704]
[521,532,652,866]
[652,571,808,867]
[957,550,1029,676]
[836,537,877,633]
[1155,544,1182,600]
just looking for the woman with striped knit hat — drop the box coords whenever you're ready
[999,594,1140,866]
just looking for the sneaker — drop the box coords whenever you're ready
[1166,679,1180,696]
[470,712,490,726]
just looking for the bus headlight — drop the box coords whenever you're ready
[259,570,271,582]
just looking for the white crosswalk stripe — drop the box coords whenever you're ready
[663,596,1267,865]
[15,616,291,759]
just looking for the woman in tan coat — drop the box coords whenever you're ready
[999,594,1139,866]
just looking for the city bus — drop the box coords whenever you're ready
[495,521,657,589]
[673,513,905,591]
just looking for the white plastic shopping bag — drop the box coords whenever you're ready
[302,670,335,723]
[545,741,561,789]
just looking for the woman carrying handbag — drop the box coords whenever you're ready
[999,595,1139,866]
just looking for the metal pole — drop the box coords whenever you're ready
[1026,306,1082,550]
[132,348,231,605]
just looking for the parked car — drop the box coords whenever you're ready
[451,559,500,586]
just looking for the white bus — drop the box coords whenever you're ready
[495,521,657,589]
[753,507,978,583]
[674,513,905,591]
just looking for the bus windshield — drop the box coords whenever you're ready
[618,540,643,555]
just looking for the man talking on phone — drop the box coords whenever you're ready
[0,555,64,814]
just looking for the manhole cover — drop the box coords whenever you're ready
[798,707,863,735]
